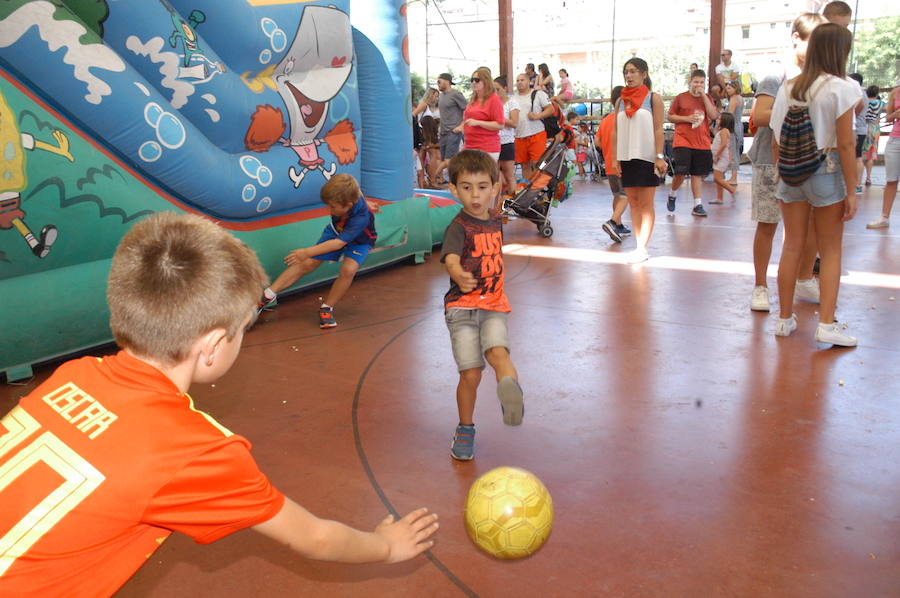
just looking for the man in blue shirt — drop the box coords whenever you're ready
[258,174,377,328]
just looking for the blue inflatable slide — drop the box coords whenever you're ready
[0,0,461,379]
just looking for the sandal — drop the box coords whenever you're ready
[865,179,872,186]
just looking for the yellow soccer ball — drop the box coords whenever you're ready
[464,466,554,559]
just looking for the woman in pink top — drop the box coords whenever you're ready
[558,69,574,101]
[867,83,900,229]
[454,66,504,160]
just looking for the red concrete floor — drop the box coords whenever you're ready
[3,174,899,597]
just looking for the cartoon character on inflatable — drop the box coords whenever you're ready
[244,6,358,189]
[0,90,72,259]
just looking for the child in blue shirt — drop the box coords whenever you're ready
[258,174,377,328]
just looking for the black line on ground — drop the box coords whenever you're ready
[350,312,480,598]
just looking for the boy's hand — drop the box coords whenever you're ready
[285,248,308,266]
[366,199,382,213]
[453,270,477,293]
[375,508,439,563]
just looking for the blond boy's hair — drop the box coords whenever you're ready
[448,149,499,185]
[823,1,851,19]
[107,212,268,366]
[792,12,827,40]
[320,173,361,207]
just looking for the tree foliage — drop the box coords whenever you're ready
[410,71,426,103]
[852,16,900,90]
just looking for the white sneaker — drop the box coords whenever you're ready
[774,313,798,337]
[625,247,649,264]
[795,278,820,303]
[815,321,857,347]
[750,286,770,312]
[866,217,889,229]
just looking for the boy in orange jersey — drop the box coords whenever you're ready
[595,85,631,242]
[0,212,437,598]
[441,150,524,461]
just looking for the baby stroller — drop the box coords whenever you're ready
[584,137,604,182]
[502,133,573,238]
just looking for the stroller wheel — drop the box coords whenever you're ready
[539,224,553,238]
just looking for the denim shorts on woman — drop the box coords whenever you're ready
[776,151,846,208]
[445,308,510,371]
[885,137,900,183]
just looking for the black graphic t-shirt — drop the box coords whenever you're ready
[440,210,510,312]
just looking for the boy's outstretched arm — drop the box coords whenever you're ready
[443,254,476,293]
[285,239,346,265]
[253,497,438,564]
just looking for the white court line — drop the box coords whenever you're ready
[502,243,900,289]
[544,215,900,239]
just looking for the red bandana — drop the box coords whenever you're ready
[620,85,650,118]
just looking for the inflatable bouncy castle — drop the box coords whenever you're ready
[0,0,458,379]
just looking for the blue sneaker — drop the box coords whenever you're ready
[450,424,475,460]
[617,223,632,236]
[667,194,676,212]
[602,219,623,243]
[497,377,524,426]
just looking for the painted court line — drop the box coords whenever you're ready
[503,243,900,289]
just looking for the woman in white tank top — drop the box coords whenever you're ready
[610,58,667,263]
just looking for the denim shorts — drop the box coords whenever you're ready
[445,308,510,371]
[776,151,846,208]
[751,164,781,224]
[885,137,900,183]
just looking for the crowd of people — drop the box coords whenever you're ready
[3,3,898,595]
[409,0,897,347]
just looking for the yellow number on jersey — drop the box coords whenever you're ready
[0,407,105,576]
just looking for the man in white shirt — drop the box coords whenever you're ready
[715,49,741,88]
[512,73,554,179]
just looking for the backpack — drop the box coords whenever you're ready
[531,90,561,137]
[778,82,824,186]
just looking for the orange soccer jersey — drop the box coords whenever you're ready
[0,351,284,598]
[596,113,617,175]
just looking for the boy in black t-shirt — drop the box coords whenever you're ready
[440,150,524,461]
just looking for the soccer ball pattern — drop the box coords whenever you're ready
[464,466,554,559]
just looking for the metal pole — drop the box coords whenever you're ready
[499,0,513,80]
[850,0,859,70]
[609,0,616,95]
[424,0,429,85]
[709,0,725,92]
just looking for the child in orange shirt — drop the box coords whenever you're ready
[595,86,631,242]
[0,212,437,598]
